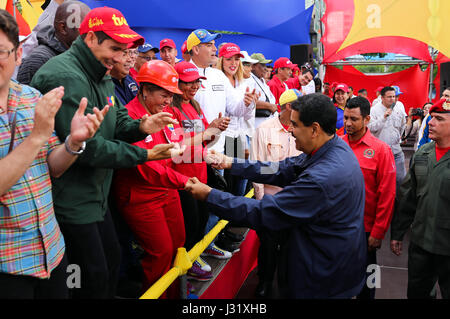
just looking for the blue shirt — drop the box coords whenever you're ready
[417,114,431,149]
[113,75,139,106]
[206,135,367,298]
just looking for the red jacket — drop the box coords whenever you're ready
[342,129,396,239]
[113,97,189,205]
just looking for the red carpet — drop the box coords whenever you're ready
[200,229,260,299]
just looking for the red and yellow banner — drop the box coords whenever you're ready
[322,0,450,62]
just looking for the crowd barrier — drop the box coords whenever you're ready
[140,189,254,299]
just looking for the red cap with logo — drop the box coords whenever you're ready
[175,61,207,82]
[79,7,144,48]
[160,38,176,50]
[429,98,450,114]
[181,41,187,54]
[335,83,349,93]
[273,57,296,70]
[219,43,244,58]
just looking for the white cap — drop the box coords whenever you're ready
[240,50,259,64]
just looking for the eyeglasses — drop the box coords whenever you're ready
[138,55,157,61]
[127,49,138,57]
[180,80,201,86]
[0,47,15,60]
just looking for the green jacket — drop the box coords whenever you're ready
[30,36,148,224]
[391,142,450,256]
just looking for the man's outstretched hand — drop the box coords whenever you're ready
[205,150,233,170]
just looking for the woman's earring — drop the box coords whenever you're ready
[143,95,147,100]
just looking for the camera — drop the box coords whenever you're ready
[410,108,424,117]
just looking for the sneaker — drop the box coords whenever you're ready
[187,263,213,282]
[201,244,232,259]
[194,257,211,272]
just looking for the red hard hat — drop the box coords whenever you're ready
[136,60,182,94]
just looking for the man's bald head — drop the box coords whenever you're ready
[54,1,90,48]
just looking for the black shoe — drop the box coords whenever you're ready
[224,229,245,243]
[215,235,241,253]
[255,281,272,298]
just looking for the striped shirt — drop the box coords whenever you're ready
[0,81,65,279]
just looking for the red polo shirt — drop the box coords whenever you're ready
[268,75,288,106]
[166,103,209,184]
[342,129,397,239]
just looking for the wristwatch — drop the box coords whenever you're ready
[64,134,86,155]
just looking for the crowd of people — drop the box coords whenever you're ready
[1,1,449,300]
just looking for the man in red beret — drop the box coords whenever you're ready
[390,97,450,299]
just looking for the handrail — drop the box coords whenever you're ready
[140,188,254,299]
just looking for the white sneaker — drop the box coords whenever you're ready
[201,244,232,259]
[194,257,211,272]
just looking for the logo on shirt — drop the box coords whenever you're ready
[128,83,138,93]
[107,96,115,107]
[363,148,375,159]
[212,85,224,91]
[145,135,153,143]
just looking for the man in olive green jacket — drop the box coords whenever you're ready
[30,7,182,298]
[390,98,450,299]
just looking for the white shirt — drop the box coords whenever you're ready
[368,101,406,155]
[190,60,254,153]
[223,78,256,139]
[249,73,277,128]
[372,96,381,107]
[302,80,316,94]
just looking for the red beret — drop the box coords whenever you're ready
[429,98,450,114]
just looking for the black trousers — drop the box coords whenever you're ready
[356,232,377,299]
[408,242,450,299]
[178,189,209,251]
[256,229,282,283]
[0,254,69,299]
[58,209,121,299]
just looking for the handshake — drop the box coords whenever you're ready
[184,177,211,201]
[184,150,233,201]
[204,150,233,170]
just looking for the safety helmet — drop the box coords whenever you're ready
[136,60,182,94]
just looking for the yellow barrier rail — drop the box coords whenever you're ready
[140,188,254,299]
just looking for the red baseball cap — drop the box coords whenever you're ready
[79,7,144,48]
[273,57,296,70]
[160,38,176,50]
[181,41,187,54]
[219,43,244,58]
[376,86,384,92]
[335,83,349,93]
[175,61,207,82]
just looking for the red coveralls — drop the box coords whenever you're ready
[113,97,189,296]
